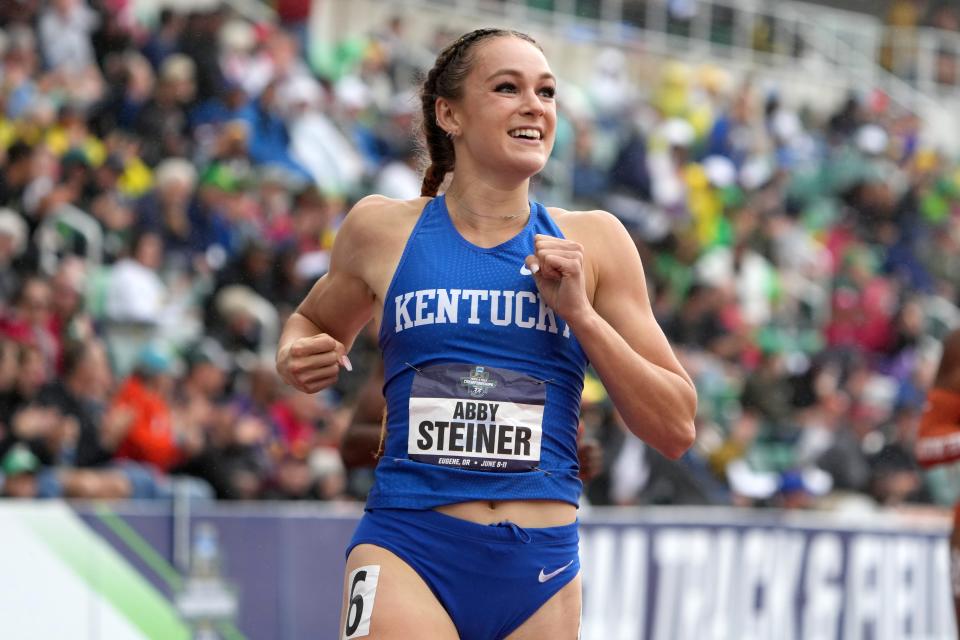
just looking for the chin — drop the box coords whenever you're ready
[502,154,548,179]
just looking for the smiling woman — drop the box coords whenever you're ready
[275,28,697,640]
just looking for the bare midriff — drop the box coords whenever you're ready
[434,499,576,528]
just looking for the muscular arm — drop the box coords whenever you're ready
[280,199,379,350]
[277,197,383,393]
[555,212,696,459]
[916,329,960,468]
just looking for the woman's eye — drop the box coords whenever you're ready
[493,82,555,98]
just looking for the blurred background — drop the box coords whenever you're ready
[0,0,958,637]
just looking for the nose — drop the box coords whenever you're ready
[520,87,546,117]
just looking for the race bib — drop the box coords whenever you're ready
[408,364,545,472]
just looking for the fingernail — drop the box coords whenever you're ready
[531,264,540,274]
[339,355,353,372]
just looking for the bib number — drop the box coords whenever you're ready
[407,364,545,472]
[343,565,380,639]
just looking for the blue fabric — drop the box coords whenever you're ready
[188,98,245,129]
[6,82,37,120]
[367,195,589,509]
[348,508,579,640]
[135,192,232,262]
[237,101,311,180]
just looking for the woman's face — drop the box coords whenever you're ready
[447,37,557,180]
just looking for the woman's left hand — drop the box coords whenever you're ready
[526,234,592,324]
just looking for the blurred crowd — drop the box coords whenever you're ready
[0,0,373,502]
[0,0,958,514]
[885,0,960,33]
[567,50,960,513]
[880,0,960,86]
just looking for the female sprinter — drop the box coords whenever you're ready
[276,28,696,640]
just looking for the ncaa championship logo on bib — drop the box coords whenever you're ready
[462,366,495,398]
[408,363,545,471]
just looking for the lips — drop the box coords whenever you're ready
[508,127,543,140]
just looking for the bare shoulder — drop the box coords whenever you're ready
[544,208,638,302]
[339,195,431,248]
[544,206,633,253]
[333,195,432,300]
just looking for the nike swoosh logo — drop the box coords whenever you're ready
[520,264,533,275]
[538,560,574,583]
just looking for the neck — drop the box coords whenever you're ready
[444,177,531,232]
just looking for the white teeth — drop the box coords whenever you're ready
[509,128,541,140]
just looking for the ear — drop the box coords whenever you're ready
[435,97,462,137]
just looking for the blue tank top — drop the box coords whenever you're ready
[367,194,588,509]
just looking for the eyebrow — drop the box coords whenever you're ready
[485,69,556,83]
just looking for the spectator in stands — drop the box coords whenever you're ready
[284,76,365,196]
[110,345,191,471]
[225,364,282,497]
[260,450,316,500]
[706,87,760,167]
[238,79,310,181]
[38,0,98,73]
[206,372,272,500]
[178,8,227,104]
[694,220,779,327]
[142,8,184,71]
[0,208,28,304]
[34,339,118,467]
[608,119,651,202]
[136,158,229,267]
[268,387,325,458]
[0,276,58,372]
[0,340,60,470]
[135,54,195,166]
[373,138,421,201]
[178,338,230,407]
[91,52,155,134]
[869,405,929,506]
[1,27,40,120]
[105,229,166,325]
[740,346,796,439]
[0,143,34,213]
[664,283,727,352]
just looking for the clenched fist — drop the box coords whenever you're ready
[277,333,352,394]
[525,234,591,323]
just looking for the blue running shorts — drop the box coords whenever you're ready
[346,508,580,639]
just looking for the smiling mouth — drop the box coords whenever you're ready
[508,128,542,140]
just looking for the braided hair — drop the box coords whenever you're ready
[419,28,541,197]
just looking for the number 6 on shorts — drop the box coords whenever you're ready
[343,565,381,639]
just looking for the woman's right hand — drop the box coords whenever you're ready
[276,334,352,394]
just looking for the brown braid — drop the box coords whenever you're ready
[418,28,541,197]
